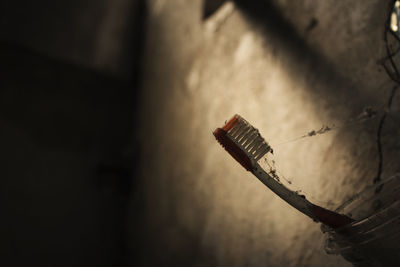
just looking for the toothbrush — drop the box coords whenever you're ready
[213,114,354,228]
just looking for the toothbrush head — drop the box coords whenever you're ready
[213,114,272,171]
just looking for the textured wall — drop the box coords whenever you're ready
[135,0,398,266]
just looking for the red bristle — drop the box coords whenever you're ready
[222,115,240,132]
[213,128,253,171]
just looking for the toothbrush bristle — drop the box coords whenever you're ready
[214,115,272,171]
[214,127,254,171]
[225,115,271,162]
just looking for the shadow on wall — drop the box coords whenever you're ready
[0,0,147,267]
[0,0,145,78]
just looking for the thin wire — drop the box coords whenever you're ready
[274,107,382,146]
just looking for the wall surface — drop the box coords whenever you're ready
[135,0,399,266]
[2,0,399,266]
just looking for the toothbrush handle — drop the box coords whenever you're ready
[252,163,354,228]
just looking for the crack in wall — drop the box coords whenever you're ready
[375,1,400,183]
[374,86,398,184]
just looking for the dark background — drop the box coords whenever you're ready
[1,0,146,266]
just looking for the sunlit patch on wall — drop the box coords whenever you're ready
[390,1,400,32]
